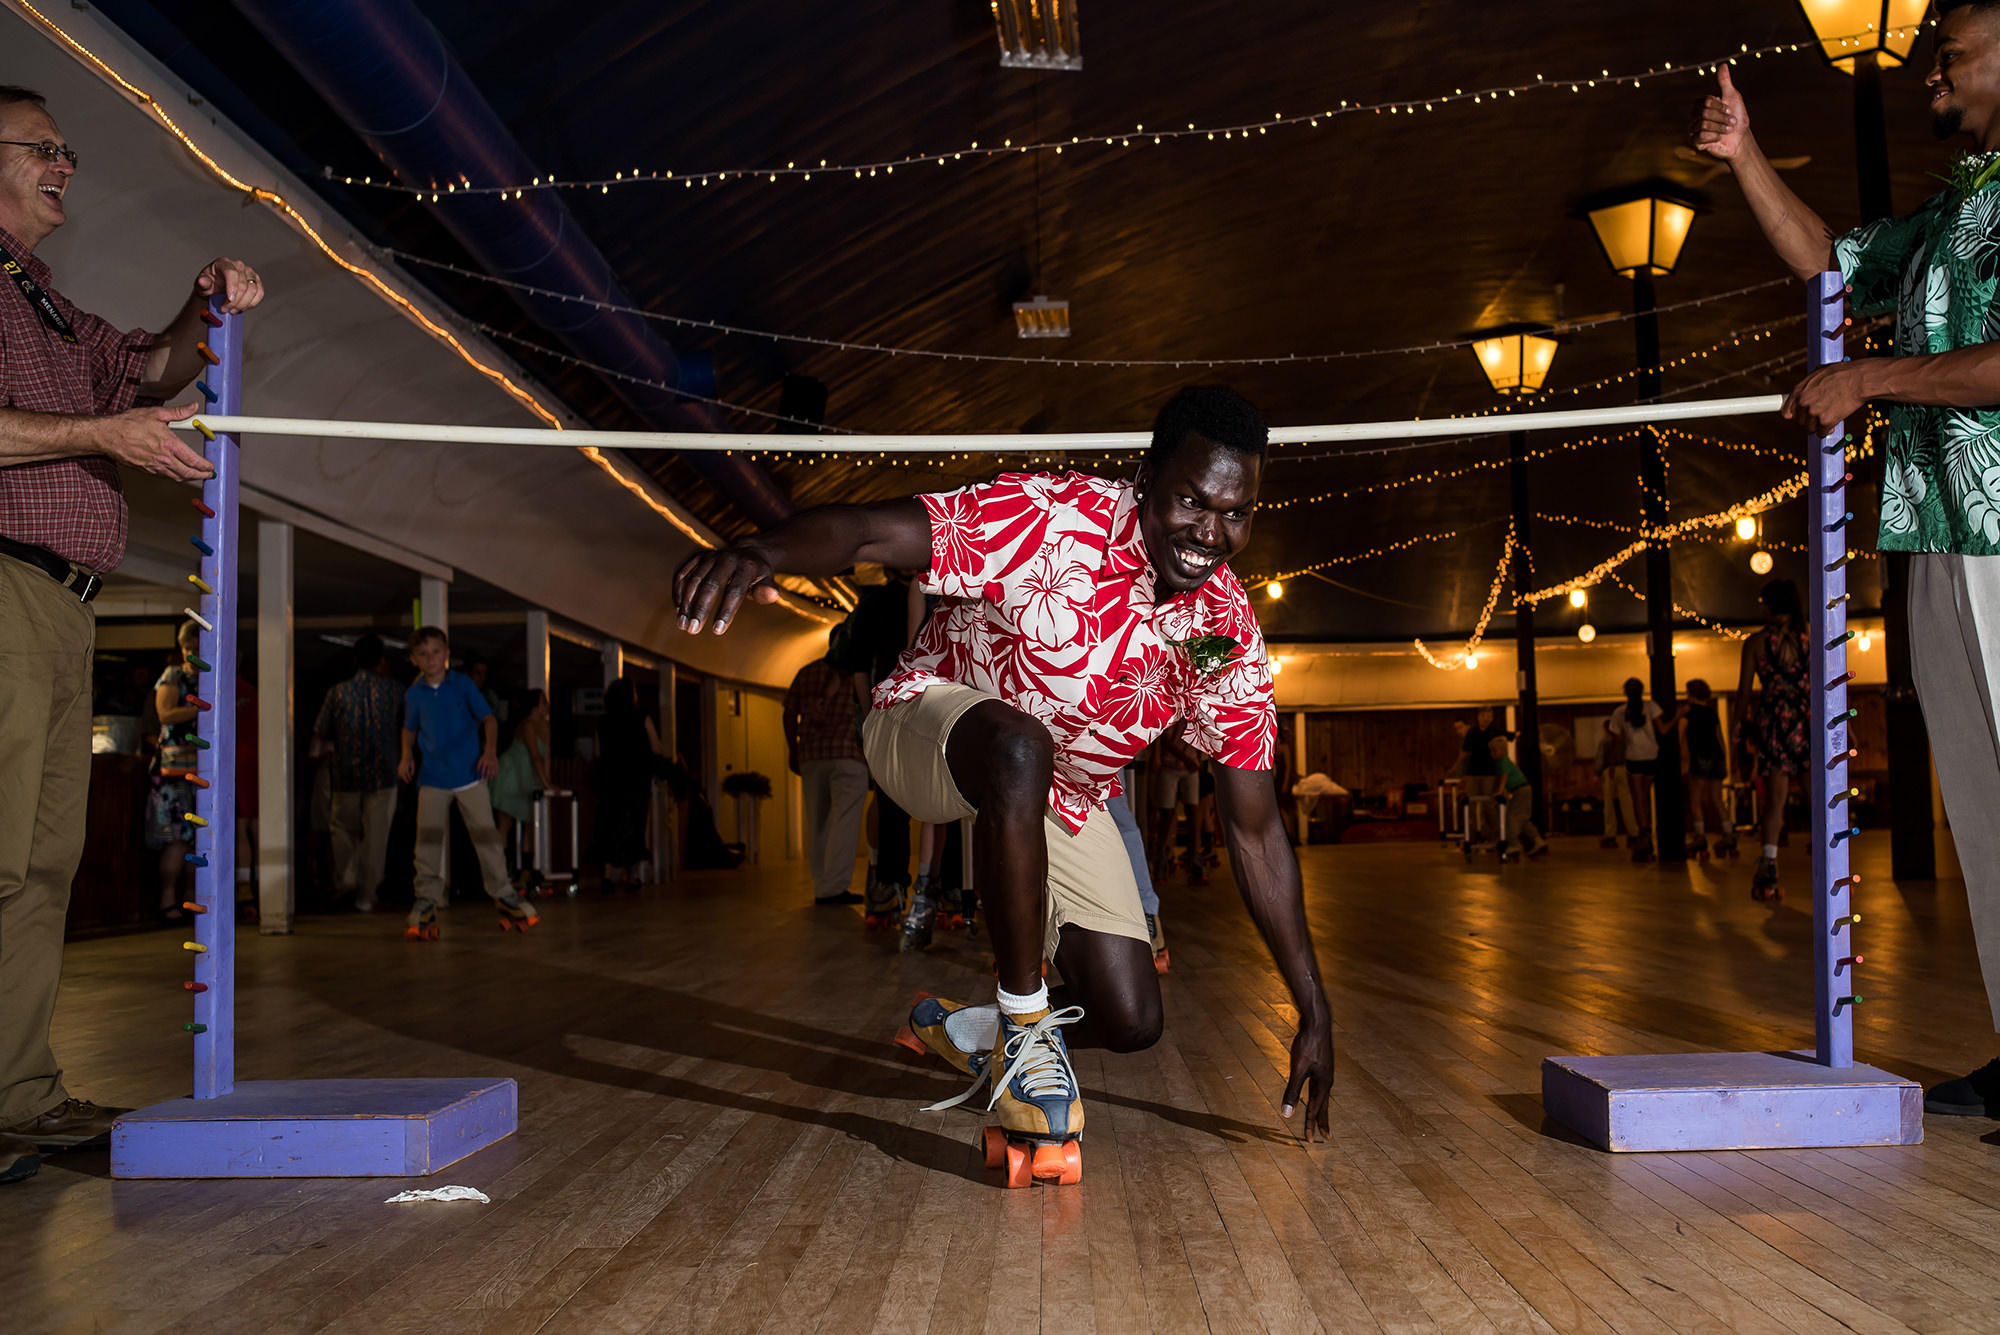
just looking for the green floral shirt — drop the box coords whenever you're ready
[1834,188,2000,555]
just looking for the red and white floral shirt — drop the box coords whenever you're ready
[874,471,1275,831]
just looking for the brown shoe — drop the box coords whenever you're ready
[0,1133,39,1184]
[7,1098,127,1151]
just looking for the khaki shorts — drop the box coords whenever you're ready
[1152,768,1199,810]
[862,682,1148,958]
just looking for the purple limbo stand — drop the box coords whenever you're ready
[111,305,517,1178]
[1541,273,1922,1152]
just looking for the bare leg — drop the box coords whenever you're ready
[156,841,187,911]
[1762,771,1791,848]
[1050,926,1162,1052]
[945,700,1054,996]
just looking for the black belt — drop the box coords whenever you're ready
[0,533,101,602]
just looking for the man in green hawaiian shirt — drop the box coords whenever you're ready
[1694,0,2000,1118]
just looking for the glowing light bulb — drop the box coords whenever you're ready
[1858,632,1873,652]
[1270,657,1285,676]
[1463,650,1479,669]
[1750,550,1775,575]
[1568,589,1588,608]
[1578,624,1598,643]
[1736,516,1758,541]
[1267,580,1285,600]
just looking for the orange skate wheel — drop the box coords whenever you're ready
[1004,1141,1033,1188]
[893,1023,925,1056]
[982,1126,1009,1169]
[1153,948,1171,976]
[1030,1141,1069,1181]
[1058,1140,1082,1185]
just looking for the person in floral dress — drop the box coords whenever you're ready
[1694,3,2000,1115]
[675,387,1334,1170]
[1734,581,1810,899]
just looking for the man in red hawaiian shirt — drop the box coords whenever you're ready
[675,387,1334,1179]
[0,86,263,1185]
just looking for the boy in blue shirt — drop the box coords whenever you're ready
[398,626,538,938]
[1489,736,1548,861]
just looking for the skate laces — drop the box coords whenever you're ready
[920,1006,1083,1114]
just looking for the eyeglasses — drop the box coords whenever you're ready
[1,140,79,169]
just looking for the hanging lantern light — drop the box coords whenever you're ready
[1584,188,1701,277]
[1470,323,1560,396]
[1794,0,1928,75]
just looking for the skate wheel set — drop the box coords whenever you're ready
[982,1125,1081,1187]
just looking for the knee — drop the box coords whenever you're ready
[977,710,1055,806]
[1096,994,1163,1053]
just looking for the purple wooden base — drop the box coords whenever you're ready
[1542,1051,1921,1152]
[110,1077,517,1178]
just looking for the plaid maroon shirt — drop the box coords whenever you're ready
[0,223,157,571]
[784,657,864,764]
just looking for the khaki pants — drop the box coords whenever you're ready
[801,757,869,900]
[330,785,397,908]
[411,782,520,923]
[0,556,93,1124]
[862,683,1148,957]
[1908,554,2000,1029]
[1502,785,1543,852]
[1601,765,1639,838]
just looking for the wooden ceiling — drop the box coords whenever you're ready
[107,0,1954,641]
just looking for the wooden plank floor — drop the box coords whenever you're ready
[8,831,2000,1334]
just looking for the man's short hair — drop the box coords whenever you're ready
[1145,386,1268,473]
[410,625,449,651]
[353,634,385,669]
[0,87,46,113]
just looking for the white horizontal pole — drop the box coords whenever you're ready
[179,395,1783,454]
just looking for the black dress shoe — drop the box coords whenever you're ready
[0,1134,38,1184]
[815,891,864,906]
[1925,1056,2000,1116]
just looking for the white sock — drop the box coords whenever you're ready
[1763,843,1779,860]
[996,982,1050,1018]
[1693,822,1706,837]
[918,859,932,877]
[943,1004,999,1053]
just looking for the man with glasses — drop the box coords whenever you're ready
[0,85,264,1185]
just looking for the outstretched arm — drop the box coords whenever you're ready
[1691,66,1834,280]
[1213,761,1334,1142]
[673,499,931,635]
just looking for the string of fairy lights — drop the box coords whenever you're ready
[1414,524,1516,671]
[378,244,1799,374]
[329,29,1921,199]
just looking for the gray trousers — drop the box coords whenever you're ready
[1909,554,2000,1029]
[801,757,869,900]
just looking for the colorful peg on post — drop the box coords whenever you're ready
[183,607,212,631]
[1837,955,1864,971]
[195,379,217,403]
[1828,629,1857,649]
[187,653,211,672]
[184,1023,208,1033]
[200,307,223,327]
[196,340,220,365]
[182,812,209,827]
[192,498,215,518]
[1823,512,1854,532]
[1829,787,1862,807]
[189,536,213,556]
[1826,747,1858,770]
[193,419,216,441]
[1834,874,1861,891]
[185,693,212,712]
[1833,996,1865,1011]
[180,901,207,915]
[183,981,208,992]
[1834,913,1862,931]
[1826,671,1855,688]
[184,853,208,867]
[1825,552,1855,571]
[1831,826,1862,845]
[182,941,208,953]
[188,573,213,595]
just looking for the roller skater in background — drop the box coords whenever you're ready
[1736,580,1810,901]
[675,387,1334,1186]
[1604,677,1681,863]
[1680,679,1737,861]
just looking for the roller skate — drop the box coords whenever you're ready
[1496,841,1520,864]
[1713,834,1740,860]
[893,992,995,1096]
[927,1006,1085,1187]
[863,874,902,930]
[403,908,439,942]
[497,899,540,932]
[940,884,976,935]
[1687,832,1710,862]
[1630,832,1656,864]
[1147,912,1170,974]
[899,883,936,953]
[1598,835,1621,850]
[1752,856,1783,902]
[1183,850,1211,886]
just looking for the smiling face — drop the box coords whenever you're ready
[1134,434,1261,596]
[1929,8,2000,147]
[0,101,73,250]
